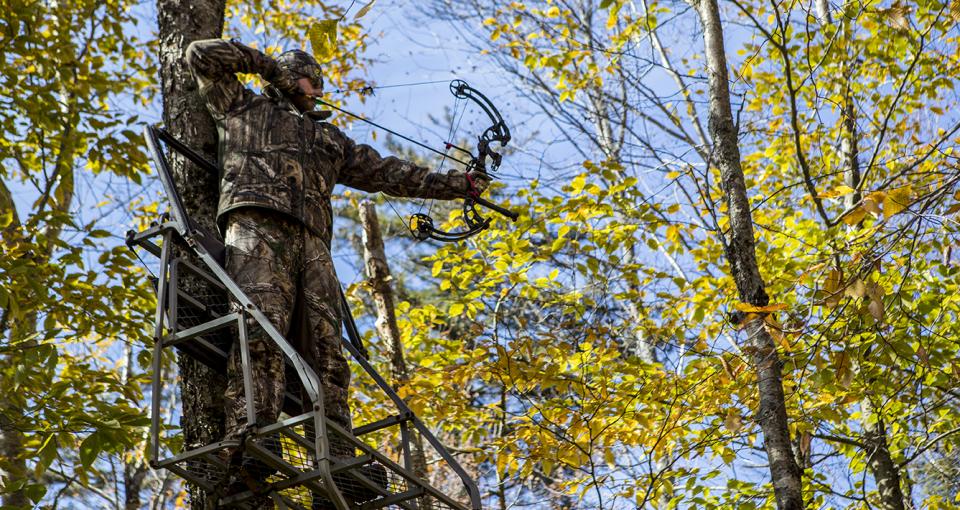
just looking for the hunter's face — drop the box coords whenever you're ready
[289,77,323,113]
[297,77,323,98]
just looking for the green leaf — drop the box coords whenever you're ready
[34,434,58,476]
[0,209,13,228]
[79,432,101,469]
[24,483,47,503]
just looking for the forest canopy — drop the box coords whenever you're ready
[2,0,960,509]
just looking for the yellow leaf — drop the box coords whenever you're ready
[308,19,339,63]
[916,344,930,366]
[884,186,912,217]
[865,281,884,301]
[823,268,841,294]
[603,448,616,467]
[767,323,790,350]
[842,205,867,226]
[864,191,885,217]
[719,357,736,382]
[353,0,376,19]
[823,268,843,307]
[570,174,587,195]
[606,10,617,29]
[868,298,884,323]
[724,409,743,433]
[844,279,866,298]
[818,185,856,199]
[496,451,509,474]
[834,351,853,389]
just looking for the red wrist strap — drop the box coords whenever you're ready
[465,172,480,199]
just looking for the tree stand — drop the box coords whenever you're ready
[126,125,482,510]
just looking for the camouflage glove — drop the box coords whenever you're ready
[266,65,301,97]
[222,39,300,97]
[466,170,491,196]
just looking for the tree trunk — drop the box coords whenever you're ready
[841,81,861,211]
[358,201,432,508]
[689,0,804,508]
[358,201,411,384]
[121,339,149,510]
[835,26,905,506]
[0,413,27,508]
[1,98,80,509]
[862,398,907,510]
[156,1,227,507]
[124,461,149,510]
[0,201,28,509]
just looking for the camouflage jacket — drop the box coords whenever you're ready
[184,39,472,243]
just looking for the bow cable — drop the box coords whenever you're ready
[314,97,472,168]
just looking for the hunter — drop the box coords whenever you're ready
[184,38,487,502]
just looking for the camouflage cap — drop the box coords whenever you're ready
[277,49,323,90]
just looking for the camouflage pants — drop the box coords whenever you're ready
[223,208,352,443]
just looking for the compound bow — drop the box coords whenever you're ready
[315,79,518,242]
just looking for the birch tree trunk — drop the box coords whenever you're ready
[358,201,432,508]
[359,201,411,384]
[156,1,227,507]
[689,0,803,508]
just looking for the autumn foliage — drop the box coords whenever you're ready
[3,0,960,509]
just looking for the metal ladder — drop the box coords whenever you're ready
[126,125,482,510]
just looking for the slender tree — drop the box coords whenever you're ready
[688,0,803,507]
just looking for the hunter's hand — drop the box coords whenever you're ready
[466,170,491,196]
[269,67,301,97]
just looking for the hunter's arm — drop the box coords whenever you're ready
[185,39,298,118]
[332,127,471,199]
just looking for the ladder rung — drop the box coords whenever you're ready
[161,313,238,350]
[267,467,326,492]
[359,487,424,510]
[172,289,210,314]
[243,440,328,495]
[256,411,315,436]
[174,257,227,290]
[353,413,411,437]
[154,440,239,469]
[330,454,372,474]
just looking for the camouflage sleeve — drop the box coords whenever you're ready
[185,39,298,118]
[335,129,471,199]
